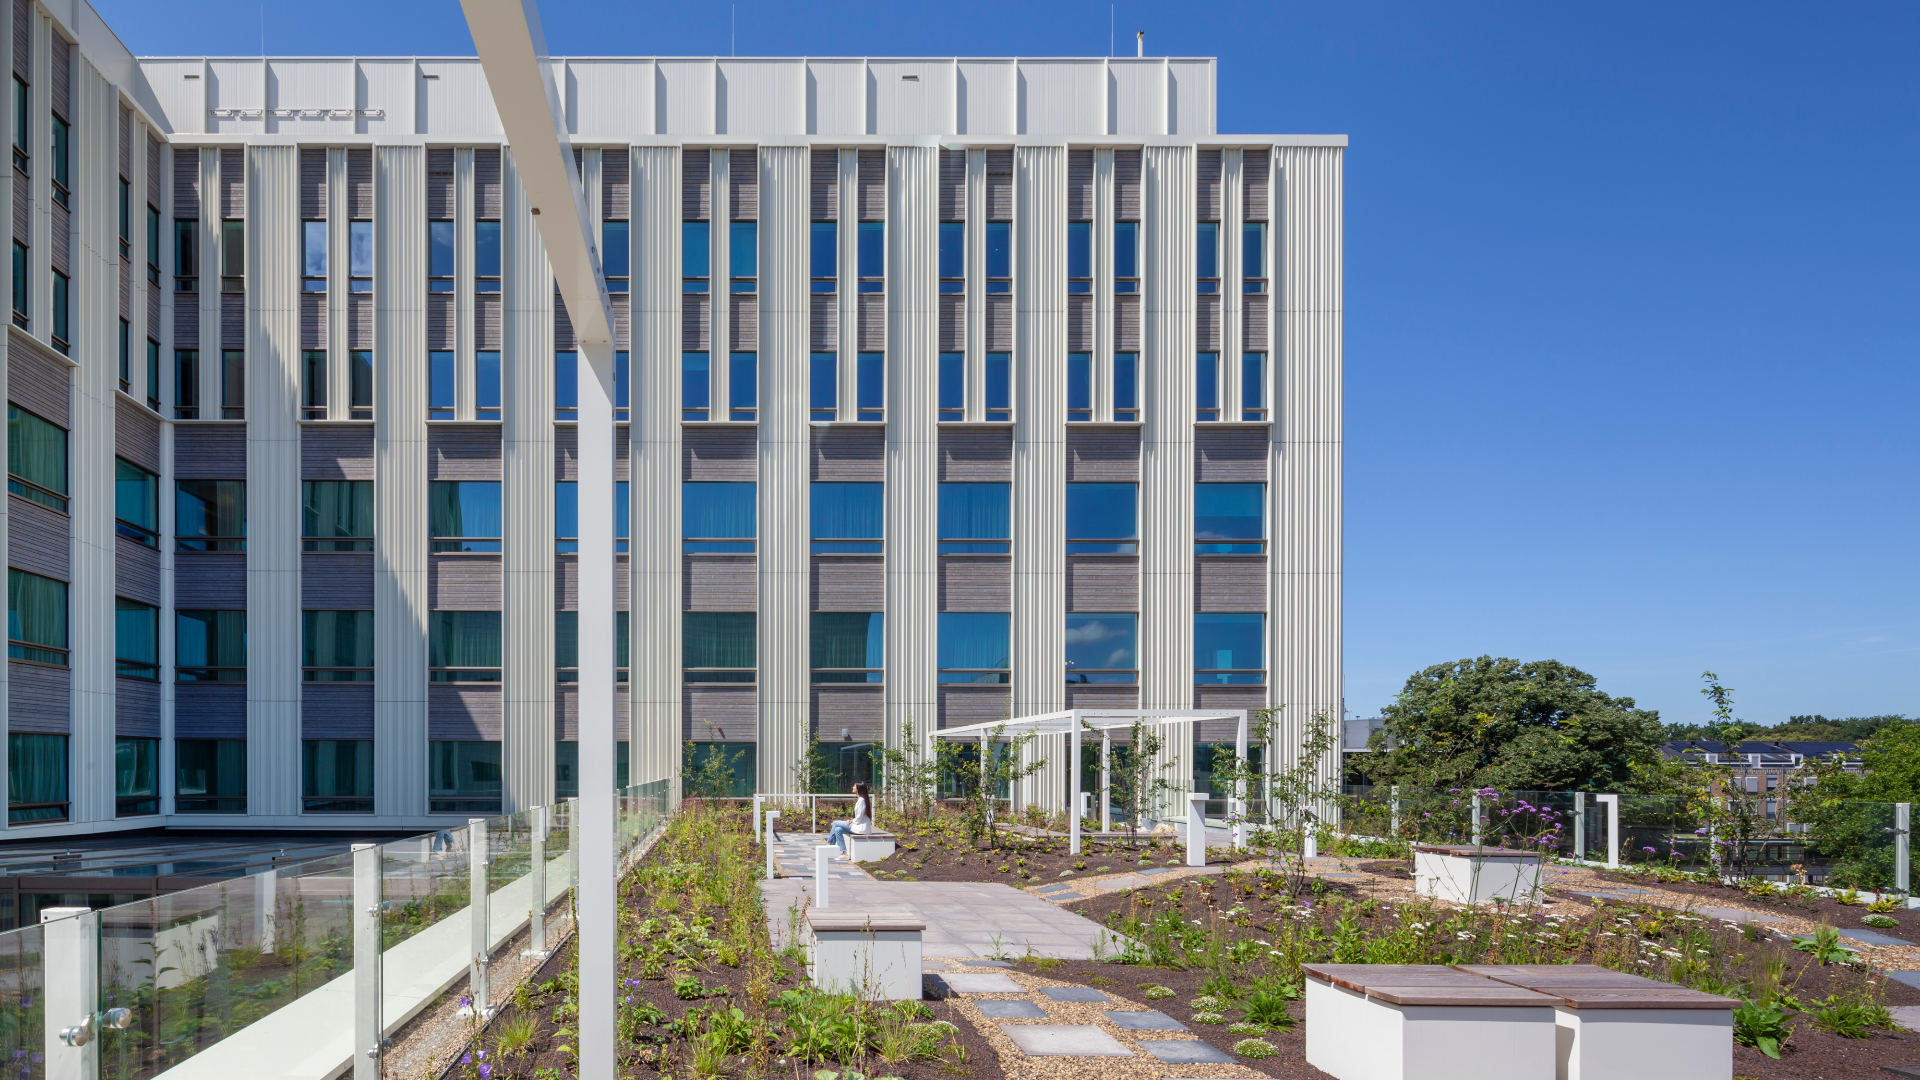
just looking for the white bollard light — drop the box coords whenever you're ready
[815,845,836,908]
[765,812,781,881]
[1187,792,1208,867]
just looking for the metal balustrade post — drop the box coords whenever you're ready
[569,796,581,895]
[1101,731,1112,834]
[256,867,279,953]
[1471,792,1482,847]
[1574,793,1587,860]
[766,812,781,880]
[469,818,490,1017]
[43,907,96,1080]
[1898,803,1911,895]
[1070,722,1083,856]
[1595,794,1620,869]
[1186,792,1208,867]
[352,843,382,1079]
[754,794,765,842]
[1390,785,1400,836]
[529,805,548,960]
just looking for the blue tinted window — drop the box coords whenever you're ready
[811,222,836,278]
[938,612,1010,682]
[985,221,1010,279]
[682,353,709,411]
[1114,353,1138,414]
[1196,222,1219,279]
[554,352,578,414]
[984,353,1010,416]
[810,352,836,417]
[812,612,883,680]
[554,482,578,544]
[1195,614,1264,682]
[1114,222,1138,279]
[614,351,629,415]
[812,482,883,552]
[938,483,1008,553]
[602,221,629,278]
[1243,222,1265,279]
[303,221,327,278]
[1066,483,1136,552]
[1196,352,1219,414]
[683,221,709,278]
[1066,614,1137,683]
[857,221,884,278]
[476,220,501,278]
[938,222,964,278]
[938,353,964,415]
[683,482,756,551]
[1195,484,1263,551]
[428,221,455,277]
[729,352,757,418]
[476,352,501,413]
[684,612,755,678]
[856,353,883,418]
[1067,353,1091,418]
[428,482,502,551]
[1067,222,1091,279]
[730,221,757,279]
[429,351,455,417]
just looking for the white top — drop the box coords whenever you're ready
[850,796,872,834]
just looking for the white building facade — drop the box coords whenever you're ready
[0,0,1343,834]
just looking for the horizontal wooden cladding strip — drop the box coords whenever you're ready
[430,684,502,740]
[938,294,964,351]
[220,148,244,219]
[684,555,755,611]
[175,302,199,348]
[856,149,885,221]
[555,425,632,483]
[148,133,164,207]
[149,281,161,340]
[303,425,375,480]
[1067,149,1094,220]
[1196,149,1223,221]
[116,537,162,606]
[1196,293,1221,352]
[120,259,130,322]
[811,557,882,611]
[730,295,757,352]
[176,553,247,608]
[426,148,456,219]
[1067,294,1094,351]
[938,685,1010,730]
[116,677,161,737]
[9,496,69,581]
[11,337,71,428]
[857,294,884,350]
[10,662,69,733]
[810,148,838,220]
[984,294,1012,351]
[12,176,24,248]
[1194,427,1269,482]
[1194,684,1267,741]
[938,428,1012,481]
[555,554,632,610]
[1243,149,1270,221]
[683,293,710,352]
[938,148,964,220]
[613,294,630,352]
[729,148,758,219]
[683,426,756,481]
[555,685,632,740]
[812,686,884,743]
[683,149,712,219]
[429,555,502,610]
[427,294,456,350]
[684,685,756,741]
[938,556,1010,612]
[602,150,630,219]
[984,149,1013,218]
[175,682,246,738]
[173,146,201,217]
[810,294,837,351]
[475,148,502,218]
[1064,556,1137,612]
[347,148,374,219]
[554,293,575,351]
[51,204,69,276]
[304,553,374,609]
[1195,555,1267,613]
[1065,427,1140,482]
[222,292,245,349]
[301,293,327,350]
[299,148,327,220]
[429,425,502,480]
[303,683,374,739]
[810,426,884,481]
[1243,295,1268,351]
[1065,684,1138,711]
[347,295,373,348]
[176,427,247,478]
[475,293,502,350]
[1113,150,1141,219]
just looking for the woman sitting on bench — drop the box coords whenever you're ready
[826,782,873,860]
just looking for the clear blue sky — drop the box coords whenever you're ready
[99,1,1920,728]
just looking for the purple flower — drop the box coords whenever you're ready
[1642,847,1656,854]
[480,1066,492,1080]
[461,1053,473,1065]
[459,996,472,1009]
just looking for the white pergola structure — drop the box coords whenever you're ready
[932,709,1250,856]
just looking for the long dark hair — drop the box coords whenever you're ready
[854,781,871,818]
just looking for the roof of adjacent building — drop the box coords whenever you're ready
[1661,739,1860,760]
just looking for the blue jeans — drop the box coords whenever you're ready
[826,820,854,852]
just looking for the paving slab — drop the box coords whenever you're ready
[1889,1006,1920,1032]
[1138,1039,1235,1064]
[929,972,1025,994]
[764,878,1126,960]
[976,1000,1049,1019]
[1102,1009,1186,1030]
[1891,971,1920,991]
[1838,928,1912,947]
[1040,986,1112,1002]
[1699,906,1787,924]
[1885,1065,1920,1079]
[959,959,1012,968]
[996,1024,1134,1057]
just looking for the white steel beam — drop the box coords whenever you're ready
[458,3,617,1078]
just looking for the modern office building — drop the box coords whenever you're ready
[0,0,1342,835]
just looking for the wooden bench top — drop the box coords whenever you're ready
[805,908,925,933]
[1456,964,1666,988]
[1540,987,1739,1011]
[1356,984,1560,1008]
[1304,965,1555,1006]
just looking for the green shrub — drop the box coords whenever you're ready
[1231,1038,1277,1059]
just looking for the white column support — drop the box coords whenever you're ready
[1390,784,1401,836]
[1595,794,1620,869]
[1897,802,1910,894]
[815,845,834,907]
[352,843,382,1079]
[1069,721,1082,855]
[765,811,781,880]
[1100,730,1112,833]
[1232,710,1248,848]
[754,794,765,842]
[529,804,548,959]
[255,868,278,953]
[1574,793,1586,860]
[1471,792,1482,847]
[469,818,491,1017]
[1185,792,1207,867]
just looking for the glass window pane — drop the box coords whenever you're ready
[303,739,374,802]
[811,612,883,674]
[176,610,246,675]
[682,482,756,542]
[729,221,756,278]
[429,351,456,411]
[938,222,964,278]
[303,221,327,277]
[428,481,502,542]
[810,483,883,540]
[682,352,709,409]
[302,610,374,672]
[601,220,628,278]
[683,221,709,278]
[1196,352,1219,410]
[729,352,757,410]
[1242,353,1265,411]
[116,736,158,799]
[477,351,502,411]
[1195,484,1264,541]
[810,352,837,412]
[428,221,454,277]
[351,350,374,409]
[1065,613,1137,681]
[810,221,836,278]
[856,352,883,414]
[938,613,1009,678]
[429,611,502,669]
[8,404,66,500]
[221,221,245,277]
[555,610,578,669]
[10,733,68,820]
[555,351,578,411]
[1196,222,1219,279]
[349,221,373,276]
[1066,483,1137,540]
[116,599,158,670]
[554,481,579,539]
[1066,222,1091,279]
[1243,222,1265,279]
[1114,353,1138,411]
[176,480,246,542]
[116,458,159,534]
[684,612,755,671]
[8,569,66,659]
[428,740,501,804]
[1066,354,1091,413]
[474,219,502,278]
[984,353,1010,411]
[938,483,1009,540]
[938,353,964,412]
[302,480,373,540]
[985,221,1010,279]
[857,221,885,278]
[1195,613,1264,675]
[614,351,629,413]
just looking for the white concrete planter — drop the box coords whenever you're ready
[1303,968,1557,1080]
[1457,965,1736,1080]
[1413,844,1545,905]
[806,908,923,1001]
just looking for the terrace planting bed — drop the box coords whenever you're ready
[862,820,1239,887]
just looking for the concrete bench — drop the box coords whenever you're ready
[845,831,897,863]
[1304,964,1558,1080]
[1413,844,1545,905]
[806,908,924,1001]
[1458,965,1736,1080]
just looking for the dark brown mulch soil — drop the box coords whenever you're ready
[1590,868,1920,945]
[867,827,1239,887]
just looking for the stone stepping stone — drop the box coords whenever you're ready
[959,959,1012,968]
[996,1023,1133,1057]
[1138,1039,1234,1064]
[1699,907,1785,924]
[976,1000,1049,1019]
[1888,1005,1920,1032]
[1103,1009,1185,1030]
[931,972,1024,994]
[1040,986,1110,1002]
[1836,927,1910,947]
[1031,883,1076,894]
[1888,971,1920,991]
[1886,1066,1920,1080]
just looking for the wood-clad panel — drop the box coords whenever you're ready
[1067,294,1093,351]
[1065,685,1138,711]
[683,685,757,740]
[50,203,69,275]
[810,293,837,351]
[115,397,162,473]
[172,146,200,217]
[554,424,576,481]
[301,425,374,480]
[730,295,757,351]
[220,291,245,349]
[8,663,69,733]
[10,337,70,427]
[301,292,327,349]
[938,685,1009,730]
[475,292,501,349]
[809,426,884,481]
[1113,150,1141,219]
[1243,149,1270,220]
[612,293,629,352]
[553,686,632,741]
[1065,427,1140,482]
[428,425,502,480]
[174,298,198,348]
[175,427,247,477]
[426,294,455,349]
[11,0,27,79]
[810,557,883,611]
[299,148,327,220]
[1196,149,1223,221]
[1064,556,1137,612]
[682,292,709,351]
[938,556,1010,612]
[116,536,161,606]
[474,148,501,218]
[347,294,372,348]
[48,35,68,119]
[1244,295,1268,351]
[425,148,455,219]
[683,555,756,610]
[938,148,964,220]
[1194,684,1266,741]
[175,553,247,607]
[429,684,502,739]
[939,294,963,351]
[682,148,711,219]
[1194,427,1269,481]
[428,555,502,609]
[810,147,838,219]
[601,149,629,218]
[302,683,374,739]
[116,677,161,737]
[175,683,248,738]
[347,148,373,218]
[728,148,757,219]
[1196,292,1220,351]
[856,149,885,220]
[857,293,884,350]
[1195,555,1267,612]
[1067,149,1095,220]
[552,554,632,611]
[553,292,575,351]
[218,148,244,218]
[302,553,374,609]
[682,426,756,480]
[937,428,1011,481]
[812,686,884,743]
[984,149,1013,219]
[8,497,69,581]
[984,293,1012,350]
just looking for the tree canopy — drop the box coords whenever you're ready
[1361,656,1664,792]
[1660,714,1913,743]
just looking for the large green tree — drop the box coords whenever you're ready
[1362,656,1663,792]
